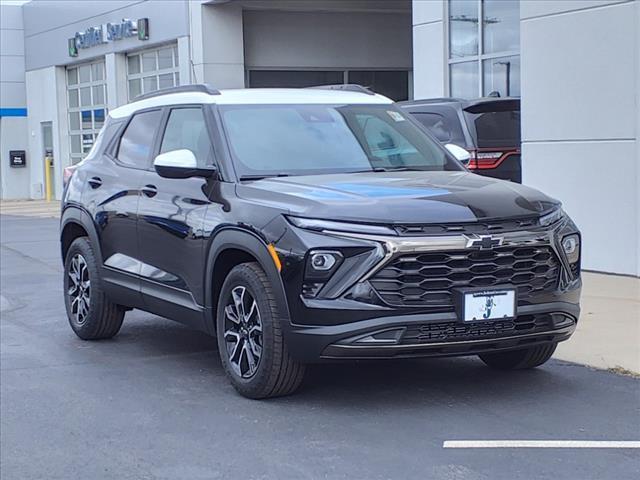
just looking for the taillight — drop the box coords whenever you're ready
[466,150,517,170]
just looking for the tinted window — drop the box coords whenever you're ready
[117,110,163,168]
[469,110,521,148]
[411,111,466,147]
[220,104,461,177]
[160,108,212,166]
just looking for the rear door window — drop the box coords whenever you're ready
[117,109,163,168]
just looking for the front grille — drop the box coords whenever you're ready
[394,217,539,236]
[400,314,558,344]
[369,245,560,308]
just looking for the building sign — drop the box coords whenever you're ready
[68,18,149,57]
[9,151,26,168]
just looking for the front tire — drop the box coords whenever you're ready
[63,237,124,340]
[216,262,305,399]
[479,343,557,370]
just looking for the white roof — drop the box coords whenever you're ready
[109,88,394,119]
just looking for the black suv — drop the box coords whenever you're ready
[61,84,581,399]
[400,97,522,183]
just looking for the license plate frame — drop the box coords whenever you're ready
[453,286,517,322]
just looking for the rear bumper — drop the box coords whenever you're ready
[285,301,579,362]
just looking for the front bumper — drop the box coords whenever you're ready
[285,301,579,362]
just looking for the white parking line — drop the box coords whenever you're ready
[443,440,640,449]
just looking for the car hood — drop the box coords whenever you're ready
[236,171,560,225]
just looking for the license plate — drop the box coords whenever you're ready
[461,289,516,322]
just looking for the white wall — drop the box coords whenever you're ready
[1,4,29,199]
[25,67,65,200]
[412,0,446,98]
[520,0,639,276]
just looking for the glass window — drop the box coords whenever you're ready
[412,112,465,144]
[91,62,104,81]
[142,51,157,72]
[117,110,163,168]
[448,0,520,99]
[158,73,174,89]
[81,110,92,130]
[449,0,478,58]
[67,68,78,86]
[450,61,478,99]
[483,55,520,97]
[67,59,107,164]
[469,109,521,148]
[248,70,344,88]
[143,76,158,93]
[347,71,409,101]
[158,47,173,69]
[78,65,91,83]
[127,55,141,75]
[219,105,459,177]
[68,89,79,108]
[128,79,141,99]
[483,0,520,54]
[127,44,179,100]
[92,85,105,105]
[160,108,212,166]
[69,112,80,131]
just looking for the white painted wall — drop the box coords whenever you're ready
[1,3,29,199]
[25,67,65,200]
[412,0,446,98]
[520,0,639,276]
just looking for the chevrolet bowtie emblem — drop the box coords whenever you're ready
[464,234,504,250]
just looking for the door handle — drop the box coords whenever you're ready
[141,184,158,198]
[88,176,102,189]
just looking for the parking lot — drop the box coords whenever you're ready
[1,212,639,480]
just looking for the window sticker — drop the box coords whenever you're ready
[387,110,405,122]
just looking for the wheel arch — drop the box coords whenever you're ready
[204,228,291,334]
[60,206,103,266]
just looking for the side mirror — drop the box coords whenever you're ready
[445,144,471,166]
[153,149,216,179]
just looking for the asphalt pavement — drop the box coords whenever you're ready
[1,214,639,480]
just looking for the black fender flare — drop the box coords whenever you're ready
[203,227,291,335]
[60,205,103,267]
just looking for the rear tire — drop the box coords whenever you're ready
[479,343,557,370]
[63,237,124,340]
[216,262,305,399]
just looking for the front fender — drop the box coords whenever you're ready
[203,227,291,335]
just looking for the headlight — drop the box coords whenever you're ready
[562,234,580,264]
[286,215,397,236]
[540,207,565,227]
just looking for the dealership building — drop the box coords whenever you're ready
[0,0,638,276]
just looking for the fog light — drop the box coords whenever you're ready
[562,234,580,264]
[310,251,337,271]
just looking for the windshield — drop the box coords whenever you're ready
[218,104,463,178]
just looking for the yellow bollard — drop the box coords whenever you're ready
[44,156,53,201]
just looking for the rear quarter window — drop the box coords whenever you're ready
[467,110,521,148]
[407,107,466,146]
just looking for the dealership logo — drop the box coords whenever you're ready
[464,234,504,250]
[68,18,149,57]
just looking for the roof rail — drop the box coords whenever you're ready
[307,84,375,96]
[133,84,220,102]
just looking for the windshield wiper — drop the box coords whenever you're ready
[351,166,426,173]
[239,173,290,181]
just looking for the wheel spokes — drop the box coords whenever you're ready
[223,284,263,378]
